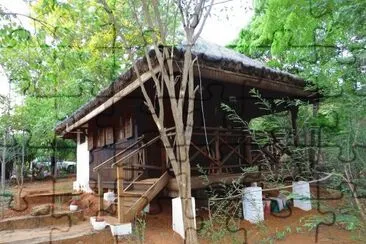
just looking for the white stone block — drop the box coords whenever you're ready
[172,197,196,239]
[292,181,312,211]
[110,223,132,236]
[242,186,264,223]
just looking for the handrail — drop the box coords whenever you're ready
[124,173,144,191]
[110,127,177,168]
[93,135,144,172]
[99,126,249,170]
[111,134,161,168]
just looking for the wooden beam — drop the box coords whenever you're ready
[117,165,124,223]
[63,66,160,135]
[219,137,246,163]
[191,142,218,165]
[167,172,263,191]
[190,137,215,161]
[97,172,103,214]
[192,64,313,98]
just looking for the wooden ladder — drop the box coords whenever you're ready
[117,171,170,223]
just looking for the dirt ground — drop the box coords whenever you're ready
[1,178,364,243]
[1,177,77,218]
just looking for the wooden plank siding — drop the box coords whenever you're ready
[87,76,303,191]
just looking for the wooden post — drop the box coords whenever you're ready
[97,171,103,214]
[215,130,221,174]
[290,107,299,147]
[117,164,124,223]
[310,101,319,170]
[244,133,252,164]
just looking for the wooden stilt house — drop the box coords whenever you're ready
[55,40,318,223]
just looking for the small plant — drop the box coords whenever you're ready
[256,221,269,236]
[296,226,303,233]
[275,229,286,240]
[301,215,333,232]
[285,226,292,233]
[55,196,63,211]
[335,214,361,231]
[134,213,146,243]
[259,237,275,244]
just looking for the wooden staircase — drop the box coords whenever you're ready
[117,171,170,223]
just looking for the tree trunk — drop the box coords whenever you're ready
[1,133,5,193]
[1,133,6,218]
[176,142,198,243]
[51,155,56,177]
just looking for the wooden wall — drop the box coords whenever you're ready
[86,75,297,188]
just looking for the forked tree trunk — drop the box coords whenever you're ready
[176,143,197,242]
[98,1,213,242]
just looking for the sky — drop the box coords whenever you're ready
[0,0,254,99]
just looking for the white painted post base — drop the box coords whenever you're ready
[109,223,132,236]
[292,181,312,211]
[172,197,196,239]
[242,186,264,223]
[73,181,80,191]
[143,204,150,213]
[90,217,132,236]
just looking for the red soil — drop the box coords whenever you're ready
[1,178,363,243]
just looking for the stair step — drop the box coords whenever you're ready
[132,181,155,185]
[114,173,170,223]
[137,178,159,184]
[122,191,144,197]
[111,201,136,207]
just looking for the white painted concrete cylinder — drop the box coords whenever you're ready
[75,133,92,192]
[172,197,196,239]
[242,186,264,223]
[292,181,312,211]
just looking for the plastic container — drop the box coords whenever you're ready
[242,186,264,223]
[69,204,78,211]
[92,219,106,231]
[292,181,312,211]
[103,191,116,202]
[90,216,96,225]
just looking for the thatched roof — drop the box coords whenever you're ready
[55,39,314,135]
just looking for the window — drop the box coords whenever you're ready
[116,114,134,141]
[97,128,106,147]
[117,117,125,141]
[105,127,114,145]
[79,133,86,144]
[124,115,133,138]
[88,132,94,150]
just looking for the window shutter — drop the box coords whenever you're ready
[97,128,106,147]
[125,115,133,138]
[88,132,94,150]
[105,127,114,145]
[118,116,125,141]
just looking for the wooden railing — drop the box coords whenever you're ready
[189,127,251,174]
[111,135,160,168]
[93,135,145,172]
[110,127,176,169]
